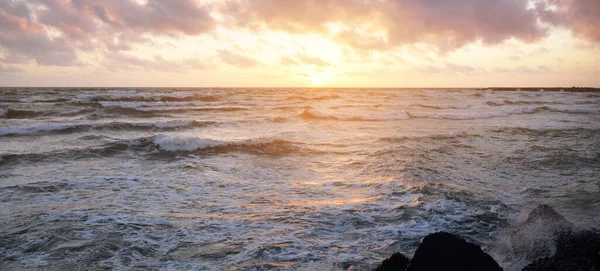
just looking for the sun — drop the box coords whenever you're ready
[309,69,334,86]
[311,73,326,85]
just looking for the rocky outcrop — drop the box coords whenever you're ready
[523,228,600,271]
[373,232,501,271]
[373,252,410,271]
[373,205,600,271]
[405,232,502,271]
[496,204,573,262]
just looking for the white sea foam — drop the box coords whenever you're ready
[486,100,506,106]
[151,135,224,152]
[99,101,199,108]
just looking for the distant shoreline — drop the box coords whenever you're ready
[477,87,600,92]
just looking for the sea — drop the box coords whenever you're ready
[0,88,599,270]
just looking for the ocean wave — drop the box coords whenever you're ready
[99,101,199,108]
[97,100,249,112]
[0,120,214,137]
[378,131,470,142]
[491,126,600,136]
[298,108,410,121]
[486,99,599,106]
[101,106,248,117]
[76,90,193,99]
[415,104,471,109]
[142,135,308,155]
[18,98,71,103]
[0,135,309,164]
[0,108,97,119]
[272,105,314,111]
[546,107,600,114]
[406,108,538,120]
[0,109,45,118]
[71,90,223,104]
[285,94,341,101]
[486,100,506,106]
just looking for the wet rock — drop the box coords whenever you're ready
[405,232,502,271]
[523,228,600,271]
[522,204,571,231]
[494,204,573,263]
[373,252,410,271]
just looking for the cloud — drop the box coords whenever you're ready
[295,54,329,66]
[278,56,299,66]
[218,50,259,68]
[543,0,600,42]
[104,52,211,72]
[0,63,23,73]
[0,2,80,66]
[1,0,599,71]
[0,0,215,67]
[493,65,552,74]
[413,62,484,76]
[224,0,549,52]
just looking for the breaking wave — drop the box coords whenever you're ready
[406,108,537,120]
[144,135,306,155]
[415,104,471,109]
[101,106,249,117]
[0,135,310,164]
[487,99,600,106]
[74,90,221,103]
[0,120,214,137]
[378,131,471,142]
[491,126,600,137]
[298,108,410,121]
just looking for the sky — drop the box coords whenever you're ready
[0,0,599,87]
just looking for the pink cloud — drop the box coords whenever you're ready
[0,0,215,67]
[1,0,599,70]
[218,50,259,68]
[0,63,23,73]
[558,0,600,42]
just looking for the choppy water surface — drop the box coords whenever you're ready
[1,88,599,270]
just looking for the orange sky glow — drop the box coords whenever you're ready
[0,0,599,87]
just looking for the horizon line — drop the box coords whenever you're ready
[1,86,599,89]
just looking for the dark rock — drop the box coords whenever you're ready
[405,232,502,271]
[523,228,600,271]
[373,252,410,271]
[494,204,573,263]
[522,205,571,230]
